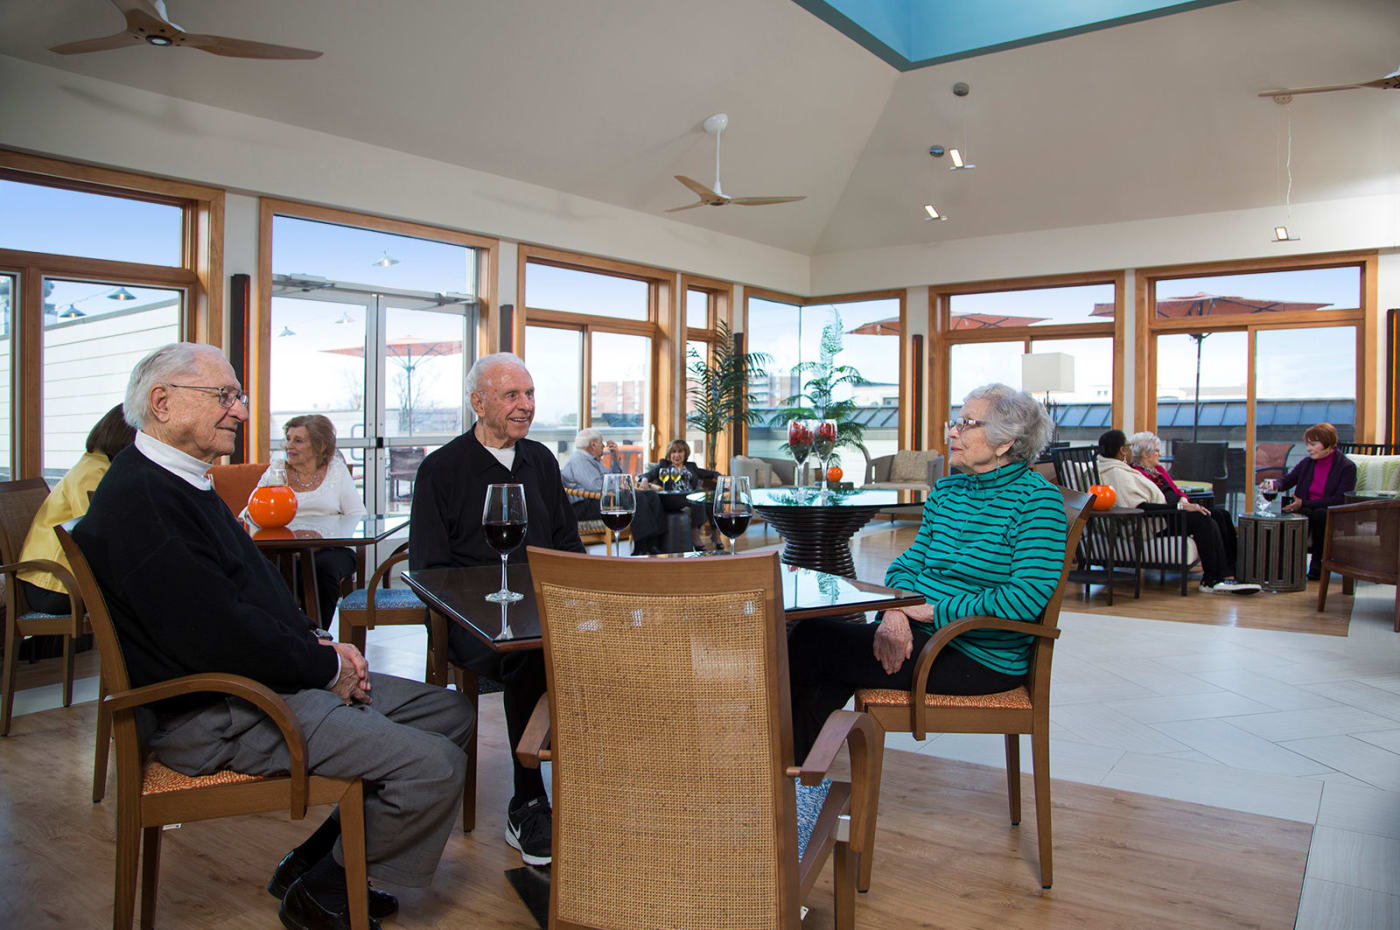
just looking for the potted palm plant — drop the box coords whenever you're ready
[767,310,870,476]
[687,321,770,472]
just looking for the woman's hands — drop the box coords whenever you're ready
[872,609,915,675]
[1282,498,1304,514]
[1183,501,1210,515]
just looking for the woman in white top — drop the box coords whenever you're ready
[255,414,366,623]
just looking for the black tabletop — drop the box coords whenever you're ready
[403,560,925,651]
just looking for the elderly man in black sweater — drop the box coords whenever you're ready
[73,343,473,930]
[410,352,584,868]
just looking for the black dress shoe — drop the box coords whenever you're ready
[278,877,381,930]
[269,851,398,920]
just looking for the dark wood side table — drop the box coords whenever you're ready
[1236,513,1308,592]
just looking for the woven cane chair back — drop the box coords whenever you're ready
[529,547,797,930]
[0,478,53,607]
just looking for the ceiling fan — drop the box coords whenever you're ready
[49,0,322,60]
[1258,65,1399,99]
[666,113,805,213]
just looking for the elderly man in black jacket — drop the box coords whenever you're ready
[410,352,584,868]
[74,342,473,930]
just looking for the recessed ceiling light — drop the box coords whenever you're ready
[923,204,946,221]
[1272,225,1299,242]
[948,148,974,170]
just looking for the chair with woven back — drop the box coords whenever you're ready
[518,546,880,930]
[563,487,629,555]
[853,487,1093,890]
[54,524,371,930]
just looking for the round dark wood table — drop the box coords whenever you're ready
[692,487,925,577]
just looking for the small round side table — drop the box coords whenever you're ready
[1236,513,1308,592]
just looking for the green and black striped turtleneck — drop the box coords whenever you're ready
[884,461,1068,676]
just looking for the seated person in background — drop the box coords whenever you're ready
[562,427,665,555]
[1096,429,1256,594]
[641,438,722,551]
[254,414,366,625]
[788,383,1067,762]
[18,403,135,615]
[74,342,473,930]
[1266,421,1357,580]
[410,352,583,868]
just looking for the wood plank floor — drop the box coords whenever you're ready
[0,696,1310,929]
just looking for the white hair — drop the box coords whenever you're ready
[464,352,530,395]
[124,342,227,429]
[574,427,603,448]
[1127,431,1162,465]
[962,382,1055,466]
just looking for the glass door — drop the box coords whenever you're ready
[271,276,475,514]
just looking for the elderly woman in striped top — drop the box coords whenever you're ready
[787,383,1068,761]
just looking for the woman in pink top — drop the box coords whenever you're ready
[1264,422,1356,580]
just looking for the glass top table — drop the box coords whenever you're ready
[403,559,924,654]
[690,487,926,576]
[248,513,408,625]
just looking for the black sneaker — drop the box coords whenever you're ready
[506,797,552,866]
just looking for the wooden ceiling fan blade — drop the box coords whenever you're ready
[730,196,806,206]
[49,31,143,54]
[664,202,707,213]
[182,32,323,59]
[675,175,722,201]
[1258,82,1365,98]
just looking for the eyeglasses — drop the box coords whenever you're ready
[945,416,992,433]
[166,384,249,409]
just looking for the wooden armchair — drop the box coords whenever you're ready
[519,546,879,929]
[1317,498,1400,631]
[54,524,370,930]
[853,487,1092,890]
[208,463,268,516]
[564,487,629,555]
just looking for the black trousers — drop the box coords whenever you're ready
[447,624,547,806]
[20,578,72,615]
[1303,505,1329,565]
[787,616,1022,763]
[1145,505,1236,585]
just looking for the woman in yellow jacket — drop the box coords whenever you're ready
[18,405,135,614]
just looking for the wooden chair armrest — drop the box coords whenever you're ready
[363,550,412,611]
[908,616,1056,739]
[564,488,601,501]
[792,709,879,854]
[105,672,315,819]
[515,693,551,768]
[0,558,85,618]
[1327,498,1400,516]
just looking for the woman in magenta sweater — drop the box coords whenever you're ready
[1264,422,1356,580]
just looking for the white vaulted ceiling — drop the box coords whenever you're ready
[1,0,1397,257]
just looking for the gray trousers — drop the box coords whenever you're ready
[149,672,474,887]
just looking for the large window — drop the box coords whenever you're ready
[681,277,734,471]
[263,206,490,514]
[1142,254,1371,514]
[934,273,1123,457]
[520,248,671,471]
[0,153,223,480]
[746,291,903,483]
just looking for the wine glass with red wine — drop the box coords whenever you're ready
[483,483,528,603]
[712,475,753,554]
[600,473,636,536]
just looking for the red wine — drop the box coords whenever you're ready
[600,510,632,531]
[484,520,526,553]
[714,513,750,538]
[1261,491,1278,502]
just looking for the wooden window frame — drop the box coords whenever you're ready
[680,275,734,468]
[1137,251,1376,500]
[517,245,674,462]
[929,271,1125,456]
[255,198,497,462]
[0,150,224,478]
[742,286,907,458]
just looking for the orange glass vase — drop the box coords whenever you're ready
[248,484,298,528]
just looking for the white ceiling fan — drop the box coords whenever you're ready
[666,113,805,213]
[49,0,322,60]
[1258,64,1399,99]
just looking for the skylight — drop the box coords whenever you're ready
[792,0,1237,70]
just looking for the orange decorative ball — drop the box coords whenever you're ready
[1087,484,1117,510]
[248,484,298,528]
[826,465,843,482]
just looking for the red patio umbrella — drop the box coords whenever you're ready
[846,312,1048,336]
[1091,292,1331,318]
[325,336,463,430]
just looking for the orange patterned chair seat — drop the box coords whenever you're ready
[855,685,1030,710]
[142,759,268,796]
